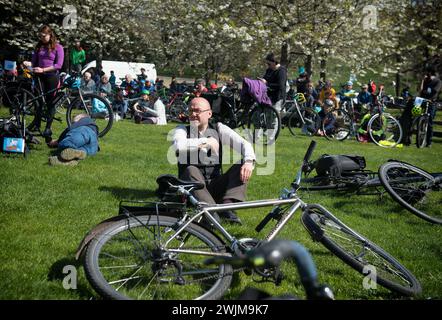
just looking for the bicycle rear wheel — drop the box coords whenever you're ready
[378,161,442,224]
[287,108,305,137]
[301,204,421,296]
[84,215,232,300]
[247,104,281,145]
[367,113,402,148]
[415,115,429,148]
[67,93,113,137]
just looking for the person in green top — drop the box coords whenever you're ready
[70,40,86,73]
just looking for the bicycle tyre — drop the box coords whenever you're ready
[66,93,113,137]
[84,215,232,300]
[301,204,421,296]
[415,115,429,148]
[10,88,45,135]
[247,104,281,145]
[287,109,304,137]
[378,161,442,224]
[322,109,353,141]
[367,113,403,148]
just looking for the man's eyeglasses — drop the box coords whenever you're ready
[189,109,210,115]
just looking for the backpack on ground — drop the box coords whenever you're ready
[313,154,366,178]
[0,118,26,155]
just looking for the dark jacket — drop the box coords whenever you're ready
[421,76,442,100]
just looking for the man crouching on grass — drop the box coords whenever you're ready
[47,114,99,166]
[172,97,256,225]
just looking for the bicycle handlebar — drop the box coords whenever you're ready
[205,240,334,300]
[292,140,317,189]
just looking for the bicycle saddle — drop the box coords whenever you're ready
[156,174,205,191]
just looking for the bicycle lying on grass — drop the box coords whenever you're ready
[76,141,421,300]
[204,239,334,300]
[300,155,442,225]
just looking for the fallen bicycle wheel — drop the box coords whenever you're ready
[301,204,421,296]
[379,161,442,224]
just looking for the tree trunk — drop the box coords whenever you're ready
[96,44,103,76]
[320,59,327,81]
[305,55,312,77]
[280,40,290,67]
[395,53,401,97]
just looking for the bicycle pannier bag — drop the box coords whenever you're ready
[314,154,366,178]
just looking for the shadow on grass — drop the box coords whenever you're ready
[99,186,157,200]
[48,257,96,300]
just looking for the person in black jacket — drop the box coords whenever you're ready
[259,53,287,113]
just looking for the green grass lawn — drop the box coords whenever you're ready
[0,111,441,300]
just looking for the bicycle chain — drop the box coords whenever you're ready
[158,244,246,285]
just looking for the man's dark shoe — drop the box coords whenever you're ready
[219,210,242,225]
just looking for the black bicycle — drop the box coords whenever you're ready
[13,71,113,138]
[300,157,442,224]
[410,97,438,148]
[378,161,442,225]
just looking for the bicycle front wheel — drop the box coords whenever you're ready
[379,161,442,224]
[67,93,113,137]
[301,204,421,296]
[367,113,402,148]
[322,109,353,141]
[247,104,281,145]
[416,115,429,148]
[84,215,232,300]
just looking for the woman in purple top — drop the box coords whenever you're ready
[24,25,64,141]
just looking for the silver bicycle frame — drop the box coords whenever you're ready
[164,196,305,258]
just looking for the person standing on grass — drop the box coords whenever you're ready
[259,52,287,113]
[70,40,86,73]
[23,25,64,143]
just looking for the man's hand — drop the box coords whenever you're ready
[206,137,219,155]
[47,139,59,148]
[240,161,254,183]
[199,137,219,155]
[258,77,267,84]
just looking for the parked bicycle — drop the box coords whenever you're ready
[13,71,113,138]
[202,86,281,145]
[410,97,438,148]
[280,93,319,137]
[76,140,421,300]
